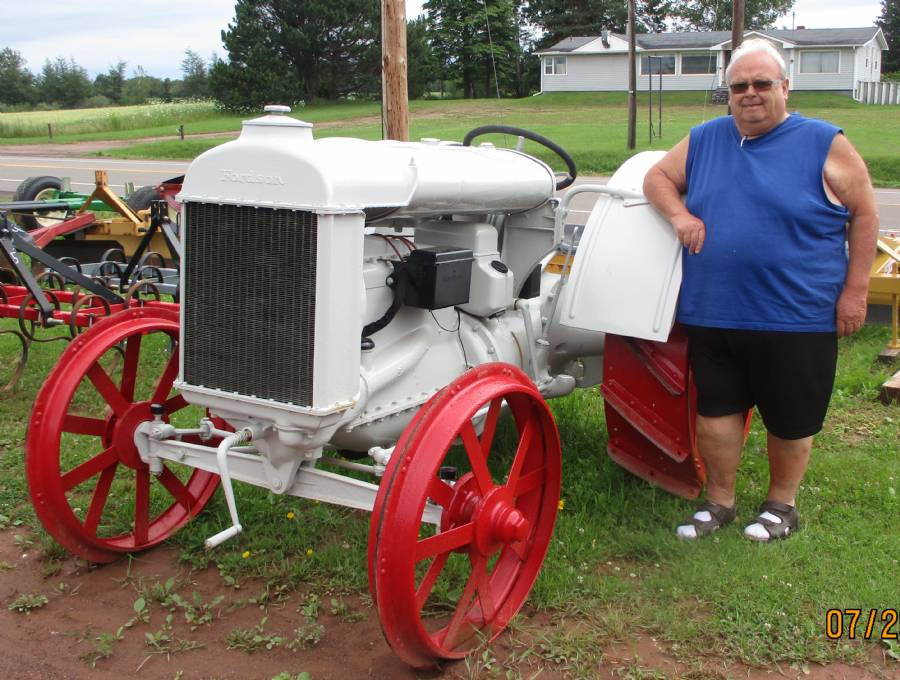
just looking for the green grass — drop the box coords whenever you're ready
[0,300,897,674]
[75,92,900,186]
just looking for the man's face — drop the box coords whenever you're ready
[728,51,789,136]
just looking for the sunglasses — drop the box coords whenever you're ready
[729,79,783,94]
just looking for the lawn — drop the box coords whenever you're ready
[81,93,900,186]
[0,306,897,676]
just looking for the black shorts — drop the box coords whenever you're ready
[685,325,838,440]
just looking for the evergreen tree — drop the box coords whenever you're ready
[524,0,629,49]
[38,57,92,108]
[180,49,209,98]
[93,61,127,103]
[425,0,524,98]
[407,16,438,98]
[877,0,899,73]
[0,48,35,107]
[669,0,795,31]
[211,0,379,110]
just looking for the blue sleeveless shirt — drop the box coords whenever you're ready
[678,113,849,332]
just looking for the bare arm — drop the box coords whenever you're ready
[643,136,706,254]
[824,134,879,337]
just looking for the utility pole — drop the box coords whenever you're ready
[627,0,636,150]
[381,0,409,141]
[731,0,745,62]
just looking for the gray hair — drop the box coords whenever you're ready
[725,39,788,82]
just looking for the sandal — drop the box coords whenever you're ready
[676,500,736,540]
[743,501,799,542]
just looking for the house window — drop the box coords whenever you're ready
[544,56,567,75]
[641,55,676,75]
[681,53,717,75]
[800,51,839,74]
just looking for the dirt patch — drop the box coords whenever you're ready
[1,528,896,680]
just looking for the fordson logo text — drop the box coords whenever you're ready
[220,169,286,185]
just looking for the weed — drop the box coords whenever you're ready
[7,592,49,613]
[287,620,325,650]
[41,559,62,578]
[249,582,291,609]
[169,591,225,629]
[54,582,81,595]
[126,596,151,627]
[0,560,14,572]
[137,613,204,670]
[225,616,285,653]
[271,673,311,680]
[299,592,320,619]
[13,533,34,550]
[78,627,124,668]
[329,596,364,623]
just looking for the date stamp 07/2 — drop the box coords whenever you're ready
[826,609,898,640]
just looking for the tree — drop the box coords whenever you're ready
[407,16,438,98]
[211,0,380,110]
[524,0,629,49]
[637,0,671,33]
[877,0,899,73]
[425,0,524,98]
[0,48,35,106]
[669,0,795,31]
[93,61,127,103]
[180,49,208,98]
[38,57,93,108]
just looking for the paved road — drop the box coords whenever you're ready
[2,154,899,231]
[0,156,189,195]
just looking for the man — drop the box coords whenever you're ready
[643,39,879,541]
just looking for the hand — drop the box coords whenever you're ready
[836,288,867,337]
[671,212,706,254]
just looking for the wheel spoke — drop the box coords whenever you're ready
[471,553,496,623]
[83,464,117,535]
[414,522,474,561]
[415,551,450,609]
[157,466,196,510]
[61,447,118,491]
[120,333,142,401]
[459,422,493,494]
[134,469,150,544]
[62,414,106,437]
[151,344,179,404]
[427,478,454,508]
[479,397,503,459]
[505,419,535,492]
[513,466,545,498]
[162,394,188,414]
[440,561,480,650]
[87,363,130,415]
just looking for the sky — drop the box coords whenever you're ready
[3,0,885,81]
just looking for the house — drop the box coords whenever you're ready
[536,27,888,97]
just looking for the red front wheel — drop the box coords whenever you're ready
[26,306,219,563]
[369,363,561,668]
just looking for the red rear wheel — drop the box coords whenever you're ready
[26,306,219,563]
[369,363,561,668]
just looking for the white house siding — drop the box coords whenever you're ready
[788,47,856,91]
[541,54,630,91]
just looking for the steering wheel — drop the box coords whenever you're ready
[462,125,577,191]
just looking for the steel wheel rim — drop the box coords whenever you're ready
[26,306,218,563]
[370,363,561,668]
[31,187,67,228]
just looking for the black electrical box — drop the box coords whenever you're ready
[402,246,473,310]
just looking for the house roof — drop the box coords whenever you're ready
[537,27,883,54]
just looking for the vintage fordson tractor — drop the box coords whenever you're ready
[26,107,701,668]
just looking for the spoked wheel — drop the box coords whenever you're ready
[369,363,561,668]
[26,306,219,563]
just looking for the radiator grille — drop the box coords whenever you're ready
[183,203,317,406]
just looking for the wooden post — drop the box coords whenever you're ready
[731,0,745,59]
[382,0,409,141]
[627,0,636,150]
[47,123,52,140]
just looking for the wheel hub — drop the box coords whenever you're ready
[473,486,529,556]
[106,401,153,469]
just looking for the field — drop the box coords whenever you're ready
[0,308,898,678]
[2,93,899,185]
